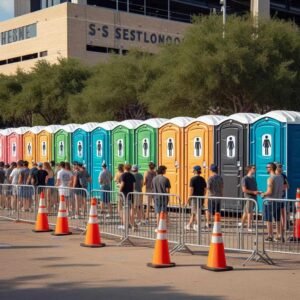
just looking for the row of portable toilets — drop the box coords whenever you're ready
[1,110,300,212]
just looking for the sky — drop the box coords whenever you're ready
[0,0,14,22]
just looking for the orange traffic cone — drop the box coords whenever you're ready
[289,188,300,242]
[147,212,175,268]
[52,195,72,236]
[201,213,233,272]
[81,198,105,248]
[33,192,52,232]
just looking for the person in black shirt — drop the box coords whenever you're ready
[119,163,136,229]
[185,165,207,231]
[36,162,48,188]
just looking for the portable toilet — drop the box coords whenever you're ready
[216,113,260,204]
[54,124,80,163]
[23,126,45,167]
[91,121,119,191]
[159,117,194,203]
[111,120,142,191]
[0,128,14,163]
[36,125,62,164]
[135,118,167,177]
[184,115,226,200]
[7,127,30,163]
[250,110,300,211]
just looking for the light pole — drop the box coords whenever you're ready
[220,0,226,38]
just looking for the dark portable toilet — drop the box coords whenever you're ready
[112,120,142,191]
[250,111,300,211]
[91,121,119,191]
[135,118,167,179]
[217,113,259,207]
[0,128,13,163]
[54,124,80,163]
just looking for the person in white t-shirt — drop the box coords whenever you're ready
[9,160,24,211]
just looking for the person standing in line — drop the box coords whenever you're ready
[0,162,6,209]
[9,160,24,212]
[261,162,284,242]
[5,162,15,210]
[98,162,112,218]
[131,165,144,226]
[152,165,171,229]
[72,162,82,219]
[19,161,31,212]
[185,165,207,231]
[143,162,157,223]
[43,162,55,211]
[114,163,124,225]
[239,165,261,232]
[206,164,223,229]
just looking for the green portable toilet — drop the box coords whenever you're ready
[112,120,142,191]
[135,118,167,176]
[54,124,80,163]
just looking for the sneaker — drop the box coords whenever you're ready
[274,236,285,243]
[238,222,243,228]
[136,221,141,226]
[74,215,79,220]
[154,228,158,233]
[141,219,148,225]
[193,224,198,231]
[118,225,125,230]
[105,214,111,218]
[264,236,274,242]
[247,228,254,233]
[185,224,191,230]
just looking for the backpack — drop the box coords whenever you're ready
[79,170,90,189]
[0,169,5,184]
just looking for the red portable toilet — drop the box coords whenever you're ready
[7,127,30,163]
[0,128,14,163]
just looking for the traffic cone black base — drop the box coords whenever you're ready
[201,265,233,272]
[32,229,53,233]
[80,242,106,248]
[52,232,72,236]
[147,262,176,268]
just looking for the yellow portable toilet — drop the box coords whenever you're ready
[184,115,226,201]
[23,127,45,167]
[36,125,62,164]
[158,117,194,204]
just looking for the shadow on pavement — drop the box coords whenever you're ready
[0,245,59,250]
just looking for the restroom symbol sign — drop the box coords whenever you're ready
[42,142,47,157]
[194,137,202,157]
[262,135,272,157]
[27,142,32,156]
[77,141,83,158]
[226,136,236,158]
[59,141,64,156]
[142,138,149,158]
[117,139,124,157]
[96,140,102,157]
[167,138,174,157]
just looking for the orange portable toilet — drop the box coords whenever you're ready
[158,117,194,204]
[23,126,45,167]
[184,115,226,201]
[36,125,62,164]
[7,127,30,163]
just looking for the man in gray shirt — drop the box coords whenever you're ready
[98,162,112,217]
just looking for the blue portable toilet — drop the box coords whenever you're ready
[90,121,119,191]
[250,110,300,211]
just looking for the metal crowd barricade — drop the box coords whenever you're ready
[16,184,36,223]
[91,189,126,242]
[262,198,300,262]
[0,184,20,221]
[182,196,268,265]
[124,192,183,253]
[36,186,89,230]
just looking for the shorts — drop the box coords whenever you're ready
[243,200,254,214]
[100,187,111,204]
[59,187,70,197]
[154,198,169,214]
[74,189,84,196]
[264,202,281,222]
[190,197,204,214]
[208,198,221,214]
[3,185,12,196]
[123,193,134,208]
[134,194,143,208]
[17,186,34,198]
[143,188,154,204]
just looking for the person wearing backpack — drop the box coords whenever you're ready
[72,162,83,219]
[0,161,6,209]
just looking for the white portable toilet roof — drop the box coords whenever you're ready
[29,126,46,134]
[256,110,300,124]
[13,127,31,135]
[79,122,102,132]
[137,118,168,129]
[194,115,227,126]
[60,124,81,133]
[98,121,119,131]
[227,113,260,124]
[117,120,143,129]
[162,117,194,128]
[43,125,63,134]
[1,128,15,136]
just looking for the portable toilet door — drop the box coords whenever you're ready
[36,125,62,164]
[250,111,300,211]
[159,117,194,203]
[217,113,259,207]
[91,121,119,191]
[184,115,226,201]
[112,120,142,192]
[7,127,30,163]
[23,126,45,167]
[135,118,167,181]
[0,128,13,163]
[54,124,80,163]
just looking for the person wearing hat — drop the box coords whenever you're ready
[206,164,223,229]
[185,165,207,231]
[132,165,144,226]
[98,162,112,218]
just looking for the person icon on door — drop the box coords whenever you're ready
[78,141,83,157]
[263,135,271,156]
[12,143,16,157]
[59,141,64,156]
[118,139,123,157]
[227,136,235,158]
[194,137,201,157]
[167,138,174,157]
[42,142,46,156]
[27,143,32,155]
[143,139,149,157]
[97,141,102,157]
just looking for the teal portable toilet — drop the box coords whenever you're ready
[112,120,142,191]
[216,113,260,208]
[90,121,119,191]
[250,110,300,211]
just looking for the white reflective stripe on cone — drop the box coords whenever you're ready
[88,215,98,224]
[38,208,48,214]
[296,212,300,219]
[158,219,167,230]
[90,205,97,215]
[157,233,167,240]
[58,202,66,210]
[58,211,67,218]
[211,236,223,244]
[212,222,221,234]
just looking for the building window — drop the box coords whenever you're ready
[22,53,38,61]
[86,44,125,54]
[8,57,21,64]
[40,50,48,57]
